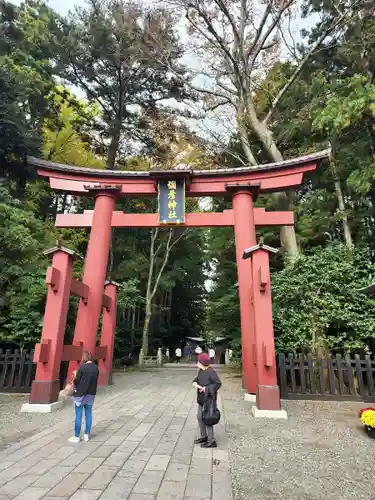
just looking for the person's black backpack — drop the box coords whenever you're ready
[202,385,221,426]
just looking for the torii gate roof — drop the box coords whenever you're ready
[27,149,329,197]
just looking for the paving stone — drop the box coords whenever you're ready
[47,473,90,497]
[0,467,25,486]
[145,454,171,471]
[103,435,127,446]
[131,447,155,462]
[116,440,139,455]
[37,498,68,500]
[102,452,129,468]
[212,450,229,463]
[48,446,76,460]
[185,474,211,499]
[118,459,147,478]
[75,457,105,474]
[164,463,189,482]
[32,466,74,488]
[99,475,137,500]
[212,478,233,500]
[156,481,185,500]
[90,445,118,458]
[128,494,156,500]
[171,452,191,465]
[0,463,14,473]
[189,458,212,475]
[25,459,60,476]
[133,470,165,495]
[0,475,39,496]
[68,489,103,500]
[81,466,118,490]
[13,487,50,500]
[154,442,175,455]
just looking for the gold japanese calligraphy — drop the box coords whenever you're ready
[158,178,185,224]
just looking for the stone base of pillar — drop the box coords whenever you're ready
[244,393,256,403]
[251,405,288,419]
[29,379,60,405]
[257,384,281,411]
[21,401,63,413]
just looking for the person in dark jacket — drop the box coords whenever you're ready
[69,351,99,443]
[192,353,221,448]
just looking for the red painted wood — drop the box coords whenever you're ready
[45,267,60,291]
[232,190,257,395]
[95,346,108,360]
[102,293,112,311]
[55,209,294,228]
[98,282,117,386]
[251,249,280,411]
[70,279,89,303]
[30,249,73,404]
[34,339,51,363]
[61,344,83,362]
[43,163,316,196]
[67,193,116,380]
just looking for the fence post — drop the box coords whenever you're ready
[157,348,163,366]
[365,355,374,397]
[278,354,288,399]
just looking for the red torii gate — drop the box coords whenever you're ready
[25,150,329,416]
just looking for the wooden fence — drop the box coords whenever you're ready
[0,349,36,393]
[278,353,375,401]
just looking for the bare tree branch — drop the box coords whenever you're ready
[263,0,361,125]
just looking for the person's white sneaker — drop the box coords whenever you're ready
[83,434,90,442]
[68,436,80,443]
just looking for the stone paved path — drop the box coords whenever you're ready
[0,369,232,500]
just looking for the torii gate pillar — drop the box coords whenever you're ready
[227,184,259,395]
[67,187,119,380]
[243,242,287,419]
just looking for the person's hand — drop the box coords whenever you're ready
[199,386,206,393]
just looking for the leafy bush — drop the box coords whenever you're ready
[272,244,375,354]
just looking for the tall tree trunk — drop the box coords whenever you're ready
[141,228,188,355]
[142,306,152,355]
[240,96,300,259]
[329,142,353,249]
[107,123,121,169]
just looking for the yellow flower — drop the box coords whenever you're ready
[360,410,375,428]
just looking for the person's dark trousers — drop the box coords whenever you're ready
[176,358,180,363]
[197,404,214,442]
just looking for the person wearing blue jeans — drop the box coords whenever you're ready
[69,351,99,443]
[74,402,93,441]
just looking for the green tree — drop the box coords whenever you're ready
[60,0,189,168]
[272,244,375,354]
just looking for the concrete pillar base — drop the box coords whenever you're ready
[251,405,288,419]
[244,393,256,403]
[21,401,64,413]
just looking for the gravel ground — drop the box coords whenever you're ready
[221,373,374,500]
[0,370,140,452]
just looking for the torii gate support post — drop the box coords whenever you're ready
[228,184,259,397]
[68,188,118,379]
[24,247,75,411]
[243,243,287,419]
[98,280,118,386]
